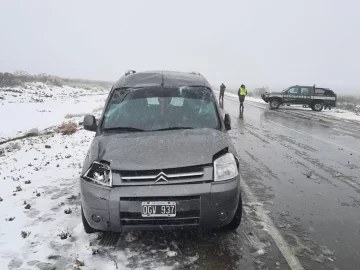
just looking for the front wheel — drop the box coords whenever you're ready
[222,193,242,231]
[269,99,281,110]
[82,206,96,234]
[312,102,323,112]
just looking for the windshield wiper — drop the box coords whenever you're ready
[103,127,145,132]
[153,127,194,131]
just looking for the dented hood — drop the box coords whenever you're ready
[93,129,232,171]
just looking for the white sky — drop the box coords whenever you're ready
[1,0,359,93]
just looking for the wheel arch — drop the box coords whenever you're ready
[311,99,324,106]
[269,96,283,103]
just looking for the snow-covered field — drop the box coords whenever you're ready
[0,83,123,269]
[0,83,108,141]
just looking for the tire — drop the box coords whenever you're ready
[269,99,281,110]
[312,102,323,112]
[222,192,243,231]
[82,206,96,234]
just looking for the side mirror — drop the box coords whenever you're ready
[224,113,231,130]
[83,115,97,132]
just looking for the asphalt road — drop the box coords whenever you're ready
[225,95,360,270]
[100,95,360,270]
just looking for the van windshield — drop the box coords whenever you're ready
[102,86,220,132]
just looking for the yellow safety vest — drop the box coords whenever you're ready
[239,88,247,96]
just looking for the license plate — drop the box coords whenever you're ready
[141,201,176,217]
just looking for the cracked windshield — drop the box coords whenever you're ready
[1,1,359,270]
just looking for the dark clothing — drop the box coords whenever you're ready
[220,84,226,91]
[219,84,226,104]
[220,89,225,98]
[239,96,245,104]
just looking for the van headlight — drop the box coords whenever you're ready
[214,153,238,181]
[82,161,112,187]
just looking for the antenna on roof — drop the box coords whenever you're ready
[125,70,136,76]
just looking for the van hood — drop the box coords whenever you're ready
[92,129,234,171]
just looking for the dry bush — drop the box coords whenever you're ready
[65,113,85,119]
[6,142,21,151]
[57,122,78,135]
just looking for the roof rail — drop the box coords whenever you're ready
[125,70,136,76]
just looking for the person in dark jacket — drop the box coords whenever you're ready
[219,83,226,106]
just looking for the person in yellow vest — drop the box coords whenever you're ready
[238,84,247,113]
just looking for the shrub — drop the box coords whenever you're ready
[6,142,21,152]
[57,122,78,135]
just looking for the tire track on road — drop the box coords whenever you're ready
[267,119,360,156]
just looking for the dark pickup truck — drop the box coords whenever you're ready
[261,85,337,111]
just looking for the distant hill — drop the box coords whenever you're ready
[0,70,113,90]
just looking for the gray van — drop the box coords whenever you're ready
[80,70,242,233]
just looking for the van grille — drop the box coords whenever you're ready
[115,165,211,186]
[120,166,204,181]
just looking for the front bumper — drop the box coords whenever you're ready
[261,94,270,103]
[80,177,241,232]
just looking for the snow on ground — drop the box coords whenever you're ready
[316,107,360,121]
[0,82,106,104]
[0,83,108,141]
[0,126,134,269]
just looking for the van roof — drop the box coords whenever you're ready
[113,70,211,89]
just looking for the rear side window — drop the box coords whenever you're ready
[315,89,325,95]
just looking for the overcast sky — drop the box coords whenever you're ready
[1,0,359,92]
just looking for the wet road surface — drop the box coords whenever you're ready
[98,95,360,270]
[227,95,360,270]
